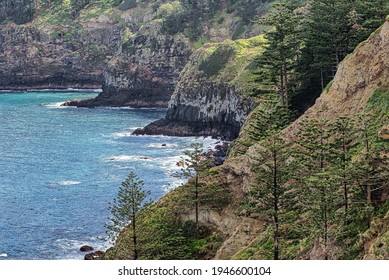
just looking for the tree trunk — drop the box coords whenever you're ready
[273,148,279,260]
[132,213,138,260]
[324,204,328,260]
[342,135,348,220]
[279,65,285,106]
[195,172,199,230]
[284,64,289,108]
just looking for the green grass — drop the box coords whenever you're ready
[367,89,389,118]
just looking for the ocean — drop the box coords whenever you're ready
[0,90,218,260]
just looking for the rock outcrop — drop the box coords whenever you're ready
[59,0,270,107]
[77,22,191,107]
[0,1,270,108]
[0,15,121,90]
[134,36,265,139]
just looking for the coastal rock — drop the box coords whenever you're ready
[80,245,94,252]
[134,37,263,140]
[61,99,81,107]
[133,118,242,140]
[84,250,104,260]
[94,21,191,108]
[0,22,121,90]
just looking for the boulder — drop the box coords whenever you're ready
[80,245,94,252]
[84,250,104,260]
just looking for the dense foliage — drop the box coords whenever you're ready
[253,0,389,114]
[238,89,389,259]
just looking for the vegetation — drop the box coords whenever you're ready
[103,141,231,260]
[23,0,387,260]
[237,90,389,259]
[241,132,292,260]
[178,141,209,228]
[195,35,266,97]
[105,172,153,260]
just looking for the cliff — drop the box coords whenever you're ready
[133,36,267,139]
[105,19,389,260]
[76,21,191,107]
[75,0,273,107]
[0,18,121,90]
[0,0,272,104]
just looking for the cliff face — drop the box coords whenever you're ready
[134,36,264,139]
[0,8,123,90]
[81,0,271,107]
[90,22,191,107]
[0,0,271,104]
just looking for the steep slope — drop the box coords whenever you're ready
[0,17,121,89]
[0,1,122,90]
[283,18,389,140]
[222,17,389,259]
[0,0,35,24]
[105,18,389,260]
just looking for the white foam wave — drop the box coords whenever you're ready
[159,155,186,170]
[58,181,81,186]
[54,237,110,258]
[106,155,154,162]
[112,132,133,138]
[0,253,7,258]
[145,143,178,149]
[163,180,185,192]
[42,102,67,108]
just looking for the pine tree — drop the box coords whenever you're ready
[179,140,210,229]
[353,113,389,227]
[304,170,339,260]
[294,0,357,112]
[106,172,153,260]
[331,116,357,222]
[243,132,291,260]
[293,117,338,259]
[354,0,389,44]
[256,0,303,107]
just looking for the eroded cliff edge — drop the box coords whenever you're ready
[133,36,266,140]
[0,1,271,106]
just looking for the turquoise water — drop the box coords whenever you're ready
[0,91,216,260]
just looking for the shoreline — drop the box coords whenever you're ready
[0,88,102,93]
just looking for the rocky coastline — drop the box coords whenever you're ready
[132,119,241,140]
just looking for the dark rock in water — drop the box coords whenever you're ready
[84,253,94,260]
[61,99,81,107]
[80,245,94,252]
[84,250,104,260]
[161,144,167,147]
[132,119,240,141]
[139,156,150,160]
